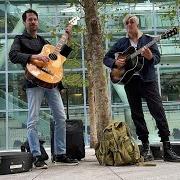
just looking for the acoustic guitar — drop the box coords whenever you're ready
[25,17,79,89]
[110,27,178,85]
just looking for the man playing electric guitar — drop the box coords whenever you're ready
[103,14,180,162]
[9,9,78,169]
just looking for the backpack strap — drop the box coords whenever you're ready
[111,122,132,163]
[124,123,142,162]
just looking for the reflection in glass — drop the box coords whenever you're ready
[8,111,27,149]
[0,73,5,110]
[0,5,5,33]
[8,72,27,109]
[8,38,24,70]
[160,66,180,101]
[0,113,5,150]
[7,4,30,33]
[63,72,85,106]
[0,37,5,71]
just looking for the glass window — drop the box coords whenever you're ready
[0,4,5,33]
[7,3,30,33]
[8,72,27,109]
[111,84,123,104]
[8,38,24,71]
[64,35,82,69]
[8,111,27,149]
[160,66,180,101]
[0,73,5,110]
[63,72,84,106]
[1,0,180,149]
[0,112,6,150]
[156,1,178,28]
[0,36,5,71]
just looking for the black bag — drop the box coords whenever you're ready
[0,152,33,175]
[51,88,85,161]
[66,119,85,160]
[21,139,49,161]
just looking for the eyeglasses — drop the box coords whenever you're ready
[125,20,135,25]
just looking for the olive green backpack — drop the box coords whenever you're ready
[95,121,144,166]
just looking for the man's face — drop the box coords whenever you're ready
[24,12,38,33]
[125,17,138,33]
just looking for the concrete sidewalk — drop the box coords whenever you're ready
[1,147,180,180]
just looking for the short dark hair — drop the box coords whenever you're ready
[22,9,38,22]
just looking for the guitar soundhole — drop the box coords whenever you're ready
[49,53,57,60]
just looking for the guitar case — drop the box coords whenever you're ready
[50,88,85,161]
[0,152,33,175]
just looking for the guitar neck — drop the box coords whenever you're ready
[53,17,80,54]
[54,33,68,53]
[54,24,73,53]
[130,36,161,59]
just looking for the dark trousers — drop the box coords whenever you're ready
[124,76,170,143]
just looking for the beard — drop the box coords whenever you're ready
[30,25,38,31]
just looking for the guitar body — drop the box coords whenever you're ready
[110,46,144,85]
[25,44,66,89]
[25,16,80,89]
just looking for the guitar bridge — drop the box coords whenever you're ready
[41,67,53,76]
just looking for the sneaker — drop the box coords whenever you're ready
[34,156,48,169]
[55,154,79,166]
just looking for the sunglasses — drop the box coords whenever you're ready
[125,20,135,25]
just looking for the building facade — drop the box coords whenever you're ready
[0,0,180,150]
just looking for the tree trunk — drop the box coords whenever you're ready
[82,0,112,141]
[86,58,98,148]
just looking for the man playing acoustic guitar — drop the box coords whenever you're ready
[103,14,180,162]
[9,9,78,169]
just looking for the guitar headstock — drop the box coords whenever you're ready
[161,27,178,39]
[69,16,80,25]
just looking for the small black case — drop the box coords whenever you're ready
[0,152,33,175]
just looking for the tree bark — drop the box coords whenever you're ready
[86,58,98,147]
[82,0,112,142]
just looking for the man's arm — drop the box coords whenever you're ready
[9,36,49,67]
[141,43,160,65]
[9,36,31,67]
[142,35,161,65]
[59,27,73,58]
[149,43,161,65]
[103,38,127,69]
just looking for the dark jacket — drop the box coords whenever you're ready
[103,34,160,82]
[9,31,72,89]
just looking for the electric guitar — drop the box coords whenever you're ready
[110,27,178,85]
[25,16,80,89]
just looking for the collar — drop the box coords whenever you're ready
[22,30,38,39]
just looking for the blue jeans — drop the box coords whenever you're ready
[26,87,66,157]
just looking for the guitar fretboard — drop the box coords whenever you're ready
[54,24,73,54]
[54,34,68,53]
[130,36,161,59]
